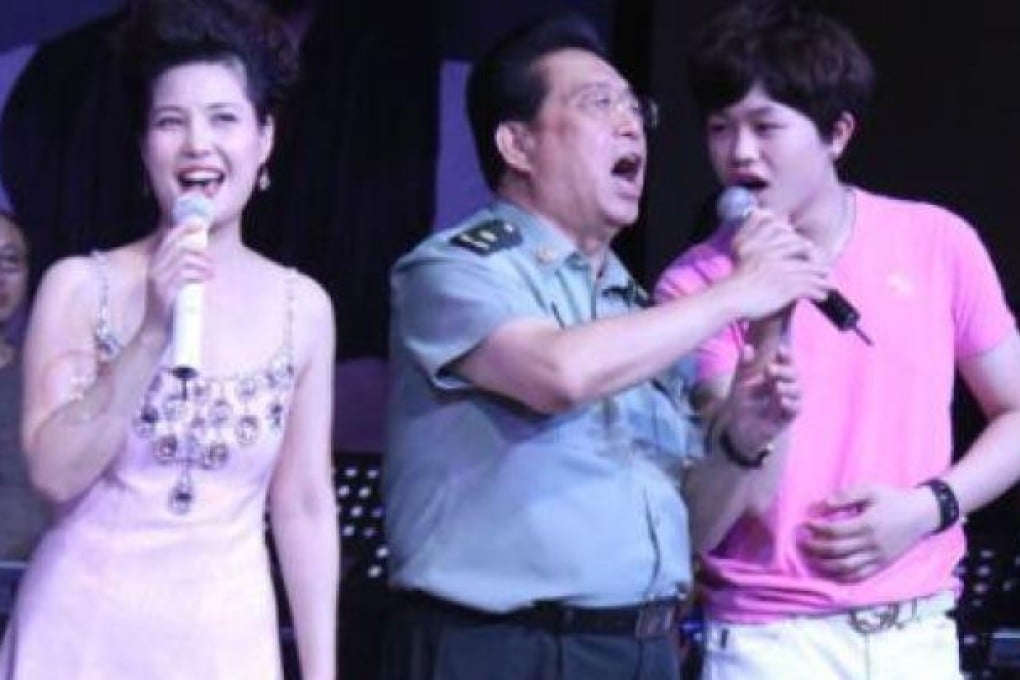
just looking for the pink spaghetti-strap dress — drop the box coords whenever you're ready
[0,258,297,679]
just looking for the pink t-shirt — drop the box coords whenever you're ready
[655,188,1016,622]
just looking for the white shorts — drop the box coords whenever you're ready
[701,592,962,680]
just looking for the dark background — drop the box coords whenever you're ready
[4,2,1018,293]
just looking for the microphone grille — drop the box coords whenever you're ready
[172,193,214,225]
[716,186,756,224]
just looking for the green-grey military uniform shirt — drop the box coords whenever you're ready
[384,200,700,611]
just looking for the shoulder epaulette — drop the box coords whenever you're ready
[449,220,522,256]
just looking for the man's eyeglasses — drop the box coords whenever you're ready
[573,85,659,130]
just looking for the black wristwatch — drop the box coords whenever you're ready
[919,478,960,533]
[718,429,773,469]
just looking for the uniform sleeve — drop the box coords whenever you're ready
[654,244,744,382]
[391,248,540,390]
[948,216,1017,359]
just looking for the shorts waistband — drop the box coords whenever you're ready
[396,589,682,639]
[709,591,955,639]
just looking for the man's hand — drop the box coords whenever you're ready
[722,343,802,457]
[799,485,940,582]
[726,210,831,321]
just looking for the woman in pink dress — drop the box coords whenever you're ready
[0,1,339,678]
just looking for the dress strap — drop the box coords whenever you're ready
[284,268,297,362]
[90,250,124,361]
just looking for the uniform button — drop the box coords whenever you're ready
[535,246,557,264]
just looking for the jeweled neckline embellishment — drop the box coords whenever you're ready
[133,352,295,514]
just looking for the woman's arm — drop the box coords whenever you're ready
[22,257,166,503]
[268,276,339,680]
[23,226,211,504]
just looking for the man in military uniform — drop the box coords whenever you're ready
[381,13,830,680]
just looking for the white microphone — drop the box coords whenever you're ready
[170,193,213,380]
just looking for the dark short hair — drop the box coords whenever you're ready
[466,13,608,190]
[688,0,874,140]
[116,0,299,133]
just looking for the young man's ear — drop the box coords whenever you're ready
[828,112,856,161]
[494,121,535,174]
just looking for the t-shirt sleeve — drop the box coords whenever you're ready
[391,248,539,390]
[654,245,743,382]
[947,217,1017,359]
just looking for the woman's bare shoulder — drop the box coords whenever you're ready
[35,254,100,304]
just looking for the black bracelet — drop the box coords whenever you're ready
[718,428,772,469]
[919,478,960,533]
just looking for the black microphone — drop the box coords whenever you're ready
[716,186,872,345]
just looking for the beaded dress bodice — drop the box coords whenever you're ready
[92,251,296,516]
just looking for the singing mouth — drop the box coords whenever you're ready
[612,153,643,182]
[733,176,767,191]
[177,168,225,195]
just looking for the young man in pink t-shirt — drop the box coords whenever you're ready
[656,2,1020,678]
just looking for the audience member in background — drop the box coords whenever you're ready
[655,3,1020,678]
[0,211,49,561]
[0,2,338,678]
